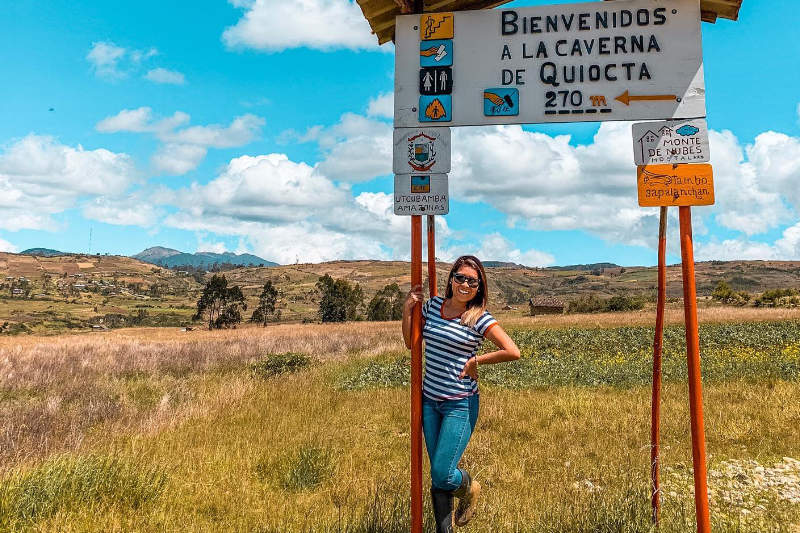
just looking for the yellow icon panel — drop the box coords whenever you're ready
[420,13,453,41]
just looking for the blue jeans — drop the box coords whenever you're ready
[422,394,479,491]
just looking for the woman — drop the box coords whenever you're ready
[402,255,520,532]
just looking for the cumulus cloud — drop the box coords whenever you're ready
[440,233,554,266]
[0,238,19,253]
[222,0,379,52]
[86,41,157,79]
[144,67,186,85]
[309,113,393,182]
[367,93,394,119]
[96,107,264,174]
[695,221,800,261]
[83,193,162,227]
[87,41,185,84]
[161,152,448,263]
[0,135,138,230]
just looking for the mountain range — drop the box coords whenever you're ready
[131,247,278,269]
[21,246,277,269]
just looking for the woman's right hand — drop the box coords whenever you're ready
[405,284,423,311]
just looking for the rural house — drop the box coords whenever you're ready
[528,296,565,316]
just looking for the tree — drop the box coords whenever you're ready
[194,274,247,329]
[367,283,404,321]
[251,280,278,326]
[712,280,750,306]
[316,274,364,322]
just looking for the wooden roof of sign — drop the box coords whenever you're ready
[357,0,743,45]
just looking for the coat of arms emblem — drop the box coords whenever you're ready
[406,132,437,171]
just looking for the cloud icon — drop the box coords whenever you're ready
[676,124,700,136]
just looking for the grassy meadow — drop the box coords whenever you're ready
[1,309,799,532]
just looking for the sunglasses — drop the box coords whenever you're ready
[452,273,481,288]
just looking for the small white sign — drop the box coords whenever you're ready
[394,174,449,215]
[393,127,451,174]
[631,118,709,165]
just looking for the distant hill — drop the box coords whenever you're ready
[21,248,67,257]
[484,261,526,268]
[132,247,278,269]
[132,246,182,263]
[550,262,620,271]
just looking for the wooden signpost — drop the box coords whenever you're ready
[389,1,721,532]
[632,153,714,531]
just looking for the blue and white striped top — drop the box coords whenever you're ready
[421,296,498,400]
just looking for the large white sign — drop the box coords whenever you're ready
[631,118,709,165]
[394,174,449,215]
[394,0,705,127]
[393,127,451,174]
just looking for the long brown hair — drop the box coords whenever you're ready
[445,255,489,328]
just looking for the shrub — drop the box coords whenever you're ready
[604,295,644,312]
[250,352,311,379]
[0,454,166,527]
[367,283,404,321]
[754,288,799,307]
[256,444,333,491]
[567,294,605,314]
[337,353,410,390]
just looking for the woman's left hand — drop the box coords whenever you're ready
[458,357,478,380]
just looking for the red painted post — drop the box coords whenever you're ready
[427,215,437,297]
[410,215,423,533]
[678,206,712,533]
[651,206,667,524]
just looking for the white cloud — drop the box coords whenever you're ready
[275,104,800,262]
[0,238,19,253]
[152,144,208,175]
[440,233,554,267]
[86,41,157,80]
[222,0,380,52]
[96,108,264,174]
[196,238,228,254]
[160,152,446,263]
[96,107,190,133]
[367,93,393,119]
[144,67,186,85]
[708,130,792,235]
[311,113,393,182]
[0,135,138,231]
[86,42,128,79]
[83,193,162,227]
[695,221,800,261]
[477,233,555,267]
[170,154,348,224]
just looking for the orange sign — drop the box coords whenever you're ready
[420,13,453,41]
[637,164,714,207]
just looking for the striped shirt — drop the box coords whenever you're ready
[421,296,498,400]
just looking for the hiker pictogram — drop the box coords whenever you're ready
[419,95,451,122]
[420,13,453,40]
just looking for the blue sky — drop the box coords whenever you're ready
[0,0,798,266]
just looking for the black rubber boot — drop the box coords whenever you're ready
[430,488,455,533]
[453,470,481,526]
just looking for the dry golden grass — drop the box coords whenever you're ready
[502,303,800,328]
[1,314,799,531]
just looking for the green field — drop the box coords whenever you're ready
[1,319,799,531]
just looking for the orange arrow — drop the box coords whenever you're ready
[615,90,677,106]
